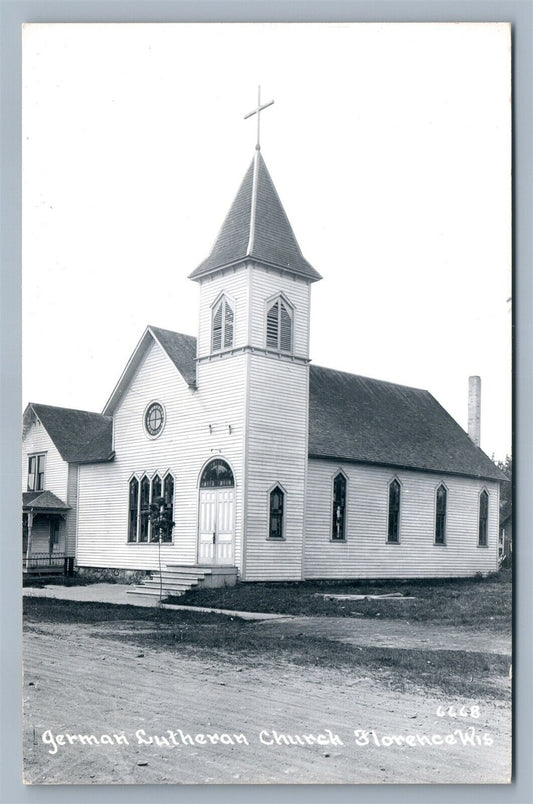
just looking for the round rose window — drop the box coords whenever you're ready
[144,402,165,437]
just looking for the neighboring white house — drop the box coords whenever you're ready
[22,148,505,583]
[22,403,112,573]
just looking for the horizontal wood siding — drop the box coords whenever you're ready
[197,265,249,358]
[249,265,310,358]
[22,420,68,500]
[77,340,247,572]
[304,460,500,579]
[65,463,78,556]
[244,355,308,581]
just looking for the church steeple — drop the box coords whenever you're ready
[189,151,321,283]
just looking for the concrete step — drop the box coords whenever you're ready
[141,581,197,592]
[151,571,206,581]
[165,565,213,574]
[126,587,184,599]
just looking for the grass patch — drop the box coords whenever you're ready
[23,597,511,701]
[169,571,512,630]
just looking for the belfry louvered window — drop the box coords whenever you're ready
[266,298,292,353]
[212,296,234,352]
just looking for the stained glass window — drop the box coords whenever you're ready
[332,473,347,541]
[200,459,234,488]
[388,479,401,543]
[269,486,284,539]
[478,490,489,546]
[435,484,447,544]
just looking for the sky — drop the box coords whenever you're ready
[22,22,512,459]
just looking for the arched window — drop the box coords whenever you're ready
[128,472,174,544]
[266,298,292,353]
[128,477,139,542]
[139,476,150,542]
[435,484,447,544]
[163,474,174,543]
[200,459,234,488]
[478,489,489,546]
[269,486,285,540]
[151,474,162,502]
[332,473,347,541]
[387,479,401,543]
[212,296,234,352]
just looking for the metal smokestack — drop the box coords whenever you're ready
[468,376,481,447]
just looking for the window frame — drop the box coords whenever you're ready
[331,470,348,542]
[267,483,286,541]
[265,293,294,354]
[211,294,235,353]
[143,400,166,440]
[27,452,46,492]
[387,477,402,544]
[478,488,489,547]
[127,471,175,544]
[434,482,448,546]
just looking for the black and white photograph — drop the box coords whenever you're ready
[21,22,512,785]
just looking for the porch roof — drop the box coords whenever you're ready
[23,491,70,512]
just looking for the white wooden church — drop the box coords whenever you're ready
[22,111,505,590]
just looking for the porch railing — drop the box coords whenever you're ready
[23,552,74,574]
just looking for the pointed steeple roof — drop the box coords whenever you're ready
[189,151,321,282]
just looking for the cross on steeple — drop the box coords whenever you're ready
[244,86,274,150]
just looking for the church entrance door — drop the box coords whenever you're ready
[198,459,235,566]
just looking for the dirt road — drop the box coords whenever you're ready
[23,620,511,785]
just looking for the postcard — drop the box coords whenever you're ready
[22,22,512,785]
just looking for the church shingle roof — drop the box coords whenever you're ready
[25,403,113,463]
[152,329,504,482]
[189,151,321,282]
[308,366,505,482]
[149,327,197,388]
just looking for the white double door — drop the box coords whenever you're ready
[198,488,235,565]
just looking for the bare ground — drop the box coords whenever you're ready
[23,620,512,785]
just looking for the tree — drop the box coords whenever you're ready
[493,454,512,516]
[149,496,175,603]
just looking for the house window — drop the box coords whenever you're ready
[27,454,45,491]
[269,486,285,539]
[212,296,234,352]
[128,473,175,543]
[266,298,292,353]
[387,479,401,543]
[478,489,489,546]
[332,473,347,541]
[435,484,447,545]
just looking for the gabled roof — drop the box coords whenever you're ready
[23,490,70,510]
[102,326,197,415]
[308,366,506,482]
[24,403,113,463]
[189,150,322,282]
[149,327,197,387]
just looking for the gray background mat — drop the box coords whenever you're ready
[1,1,531,802]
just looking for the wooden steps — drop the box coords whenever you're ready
[126,565,237,602]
